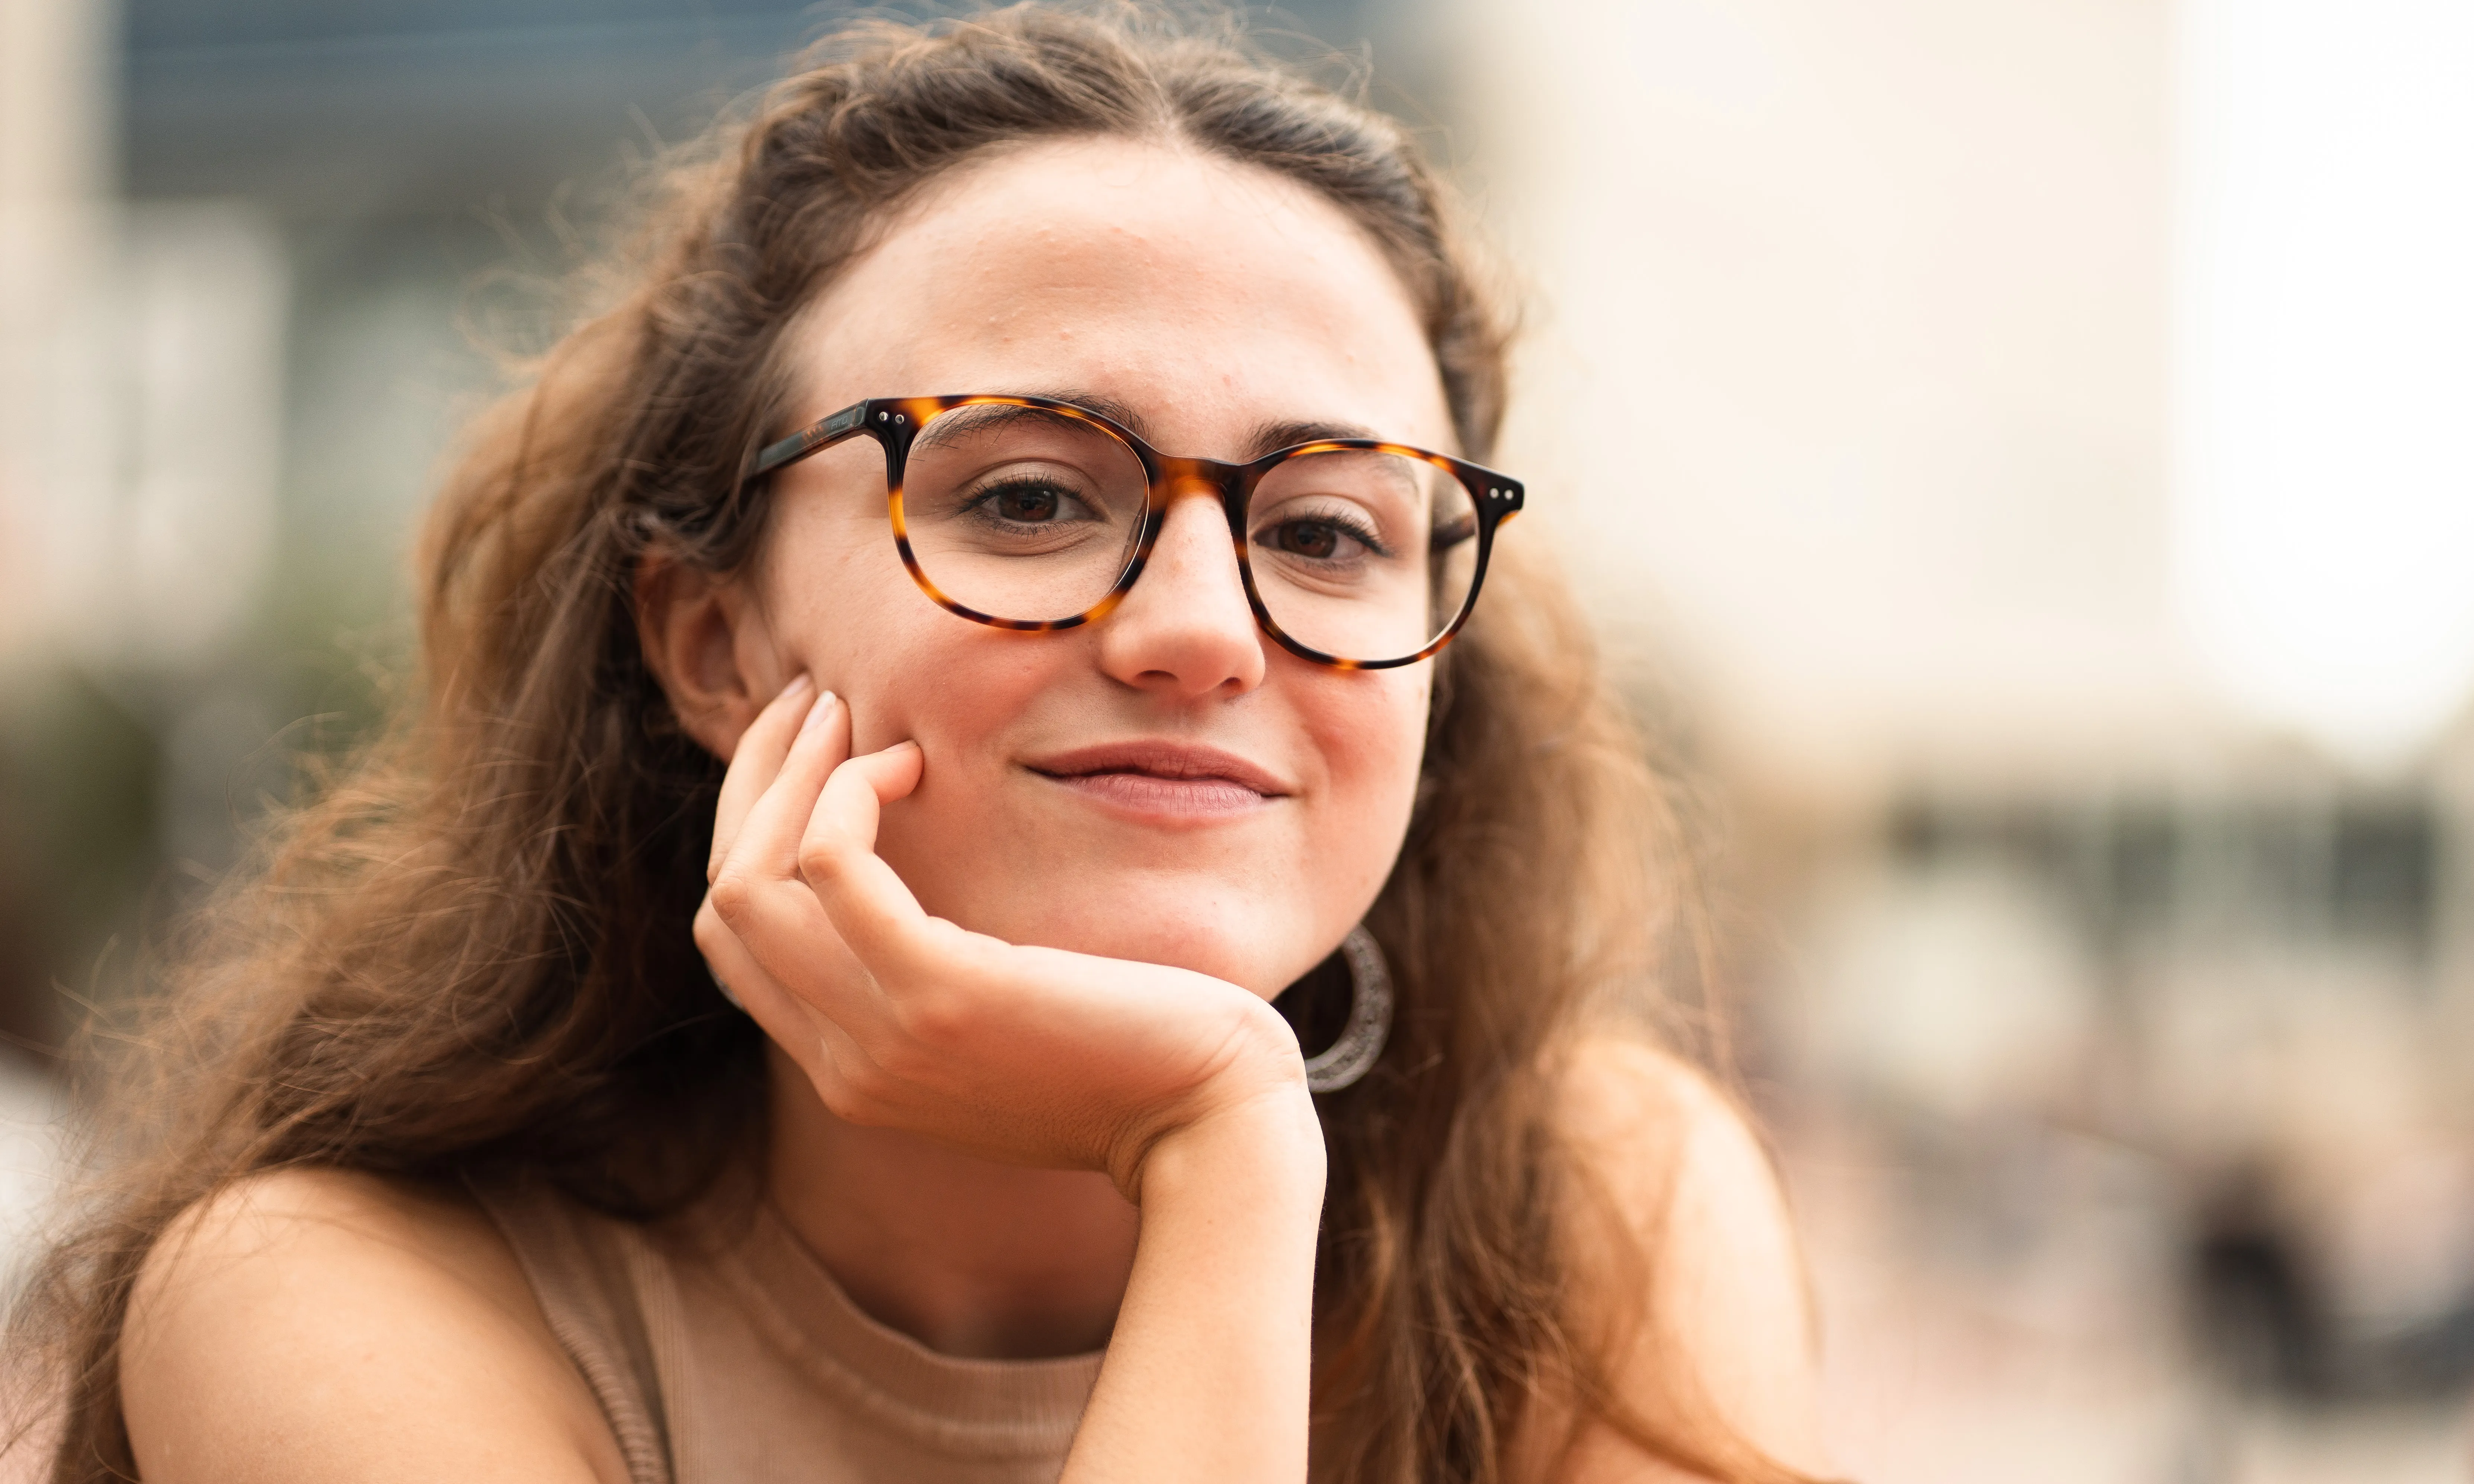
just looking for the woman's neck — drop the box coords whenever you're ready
[762,1042,1139,1360]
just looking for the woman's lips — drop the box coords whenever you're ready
[1040,770,1273,817]
[1024,740,1290,821]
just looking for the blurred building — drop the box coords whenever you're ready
[1442,0,2474,1477]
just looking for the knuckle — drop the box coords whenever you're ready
[894,989,971,1049]
[794,836,846,888]
[811,1071,870,1123]
[828,1063,894,1120]
[869,1023,947,1084]
[691,903,727,955]
[706,869,756,924]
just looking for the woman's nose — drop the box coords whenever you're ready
[1093,490,1267,698]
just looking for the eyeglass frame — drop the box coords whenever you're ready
[741,393,1525,671]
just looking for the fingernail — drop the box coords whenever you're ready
[780,673,814,704]
[801,689,839,735]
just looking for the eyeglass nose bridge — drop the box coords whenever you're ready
[1143,453,1252,519]
[1108,453,1260,612]
[1119,450,1257,567]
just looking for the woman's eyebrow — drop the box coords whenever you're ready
[1011,390,1154,441]
[999,394,1382,459]
[916,394,1134,449]
[1246,418,1381,457]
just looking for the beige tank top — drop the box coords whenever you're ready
[475,1183,1102,1484]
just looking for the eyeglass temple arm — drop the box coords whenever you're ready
[743,401,873,483]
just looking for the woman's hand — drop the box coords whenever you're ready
[695,676,1318,1199]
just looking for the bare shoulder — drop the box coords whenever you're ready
[1556,1038,1788,1238]
[125,1166,624,1484]
[1544,1038,1830,1481]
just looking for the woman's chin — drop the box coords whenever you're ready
[1070,926,1318,999]
[926,892,1327,998]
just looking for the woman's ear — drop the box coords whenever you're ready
[634,546,782,761]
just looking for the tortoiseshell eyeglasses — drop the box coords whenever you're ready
[744,394,1524,670]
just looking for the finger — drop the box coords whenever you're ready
[722,687,852,887]
[796,742,937,970]
[710,673,816,881]
[694,891,877,1102]
[694,890,795,1022]
[814,741,924,858]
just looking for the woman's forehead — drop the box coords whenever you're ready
[790,137,1454,453]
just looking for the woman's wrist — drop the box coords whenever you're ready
[1130,1081,1327,1214]
[1068,1063,1324,1484]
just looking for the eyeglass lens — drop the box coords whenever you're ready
[896,403,1480,663]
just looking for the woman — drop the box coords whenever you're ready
[8,8,1824,1482]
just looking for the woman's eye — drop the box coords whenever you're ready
[1260,510,1385,562]
[977,480,1075,523]
[1274,520,1344,559]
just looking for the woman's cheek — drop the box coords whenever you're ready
[854,635,1060,866]
[1313,674,1431,893]
[785,577,996,755]
[878,631,1054,754]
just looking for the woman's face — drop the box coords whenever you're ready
[748,137,1454,997]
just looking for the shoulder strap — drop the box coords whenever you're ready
[471,1182,675,1484]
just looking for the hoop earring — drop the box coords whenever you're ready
[1303,925,1393,1095]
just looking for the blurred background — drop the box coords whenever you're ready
[3,0,2471,1478]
